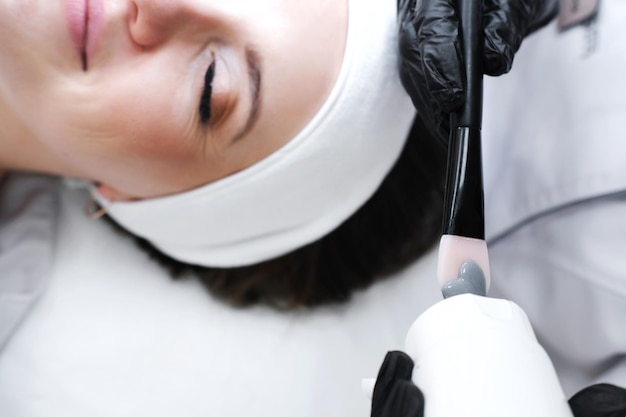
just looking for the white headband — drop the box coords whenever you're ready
[96,0,416,267]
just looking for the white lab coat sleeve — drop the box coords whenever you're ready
[482,0,626,242]
[482,0,626,395]
[488,196,626,396]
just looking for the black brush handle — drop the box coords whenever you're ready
[455,0,483,129]
[442,0,485,239]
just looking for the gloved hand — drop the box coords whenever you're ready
[397,0,559,144]
[371,351,626,417]
[371,351,424,417]
[568,383,626,417]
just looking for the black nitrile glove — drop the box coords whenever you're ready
[398,0,559,144]
[371,351,424,417]
[371,351,626,417]
[569,383,626,417]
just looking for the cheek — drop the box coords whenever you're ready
[94,69,198,160]
[21,96,193,199]
[28,61,207,196]
[43,80,195,165]
[103,102,198,164]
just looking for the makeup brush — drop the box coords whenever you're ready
[436,0,491,297]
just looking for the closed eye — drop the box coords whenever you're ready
[199,60,216,125]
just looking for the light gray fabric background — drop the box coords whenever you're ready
[0,175,441,417]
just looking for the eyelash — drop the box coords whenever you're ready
[199,60,216,125]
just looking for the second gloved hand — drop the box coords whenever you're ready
[371,351,424,417]
[397,0,558,144]
[371,351,626,417]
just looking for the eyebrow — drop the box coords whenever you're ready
[230,46,262,143]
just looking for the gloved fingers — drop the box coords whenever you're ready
[482,0,559,76]
[398,0,463,144]
[380,380,425,417]
[569,383,626,417]
[482,0,528,75]
[371,351,424,417]
[373,351,414,393]
[398,0,465,112]
[525,0,559,34]
[372,351,414,410]
[398,16,427,109]
[397,39,450,144]
[420,38,465,113]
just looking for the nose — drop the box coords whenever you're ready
[128,1,193,47]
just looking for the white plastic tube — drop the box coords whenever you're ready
[404,294,573,417]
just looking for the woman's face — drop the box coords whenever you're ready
[0,0,347,199]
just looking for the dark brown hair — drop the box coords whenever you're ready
[117,116,446,309]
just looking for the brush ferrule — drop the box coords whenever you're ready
[442,127,485,239]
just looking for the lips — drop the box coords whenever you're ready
[65,0,104,70]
